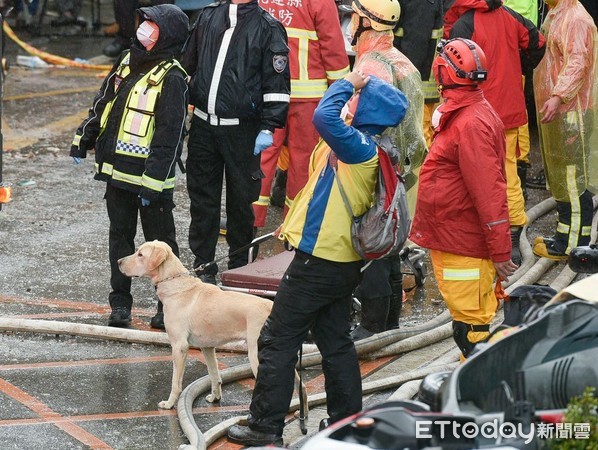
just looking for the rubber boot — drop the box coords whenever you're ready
[528,168,546,190]
[386,275,403,330]
[510,226,523,266]
[270,169,287,208]
[517,161,529,202]
[533,200,570,260]
[351,296,389,341]
[578,190,594,248]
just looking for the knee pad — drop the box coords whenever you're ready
[452,321,490,358]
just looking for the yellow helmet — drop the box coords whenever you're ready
[351,0,401,31]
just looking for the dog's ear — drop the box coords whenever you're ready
[147,245,168,271]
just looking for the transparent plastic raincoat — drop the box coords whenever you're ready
[352,29,427,214]
[533,0,598,201]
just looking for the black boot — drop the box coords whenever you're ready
[270,168,287,208]
[150,300,165,330]
[386,259,403,330]
[510,226,523,266]
[578,190,594,247]
[351,296,389,341]
[528,168,546,190]
[517,161,530,202]
[533,201,570,260]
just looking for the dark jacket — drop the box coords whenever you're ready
[182,0,290,131]
[394,0,444,94]
[70,5,190,200]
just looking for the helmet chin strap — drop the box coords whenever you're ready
[351,16,372,46]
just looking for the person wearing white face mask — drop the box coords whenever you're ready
[70,4,190,330]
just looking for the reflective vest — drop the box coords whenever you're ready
[98,53,186,191]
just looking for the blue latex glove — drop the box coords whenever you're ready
[253,130,273,155]
[140,197,150,207]
[72,157,81,165]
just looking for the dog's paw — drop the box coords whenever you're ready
[205,393,221,403]
[158,400,175,409]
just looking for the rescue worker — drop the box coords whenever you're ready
[182,0,290,285]
[448,0,546,265]
[410,38,518,359]
[253,0,350,228]
[532,0,597,259]
[504,0,539,25]
[394,0,444,148]
[502,0,539,201]
[227,71,408,446]
[69,4,190,329]
[346,0,428,340]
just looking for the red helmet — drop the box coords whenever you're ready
[433,38,488,87]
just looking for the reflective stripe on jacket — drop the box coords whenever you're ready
[96,53,187,195]
[260,0,350,101]
[393,0,444,103]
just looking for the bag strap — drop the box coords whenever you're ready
[330,152,356,219]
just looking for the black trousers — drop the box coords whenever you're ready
[247,250,364,435]
[186,115,262,274]
[105,183,179,311]
[354,255,403,331]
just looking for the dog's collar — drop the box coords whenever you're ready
[154,272,192,287]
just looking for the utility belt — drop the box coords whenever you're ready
[194,108,241,126]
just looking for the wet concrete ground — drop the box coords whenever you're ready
[0,4,570,449]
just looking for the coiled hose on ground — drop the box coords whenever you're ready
[0,196,595,450]
[177,196,598,450]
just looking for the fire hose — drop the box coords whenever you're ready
[0,197,595,450]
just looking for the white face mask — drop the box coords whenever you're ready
[431,105,443,130]
[136,21,158,49]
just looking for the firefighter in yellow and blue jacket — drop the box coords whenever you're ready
[69,4,189,330]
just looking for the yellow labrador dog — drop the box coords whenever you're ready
[118,240,307,414]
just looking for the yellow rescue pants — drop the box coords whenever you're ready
[505,127,528,227]
[430,250,498,347]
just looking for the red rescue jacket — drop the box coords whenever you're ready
[259,0,349,101]
[446,0,546,129]
[409,88,511,263]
